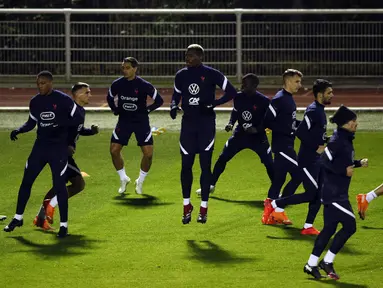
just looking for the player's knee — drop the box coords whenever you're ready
[144,151,153,161]
[345,220,357,236]
[110,144,121,157]
[78,178,86,192]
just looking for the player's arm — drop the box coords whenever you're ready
[146,84,164,113]
[263,98,285,133]
[107,82,118,115]
[295,111,321,150]
[225,106,238,132]
[211,71,237,107]
[170,73,182,119]
[322,141,352,176]
[353,158,368,168]
[80,125,99,136]
[10,102,37,141]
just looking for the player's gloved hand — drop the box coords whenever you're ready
[244,126,258,134]
[225,123,233,132]
[91,125,99,135]
[68,145,75,157]
[113,111,119,116]
[170,104,180,120]
[10,130,19,141]
[360,158,368,167]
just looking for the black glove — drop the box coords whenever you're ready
[91,125,99,135]
[170,105,180,120]
[113,110,119,116]
[225,123,233,132]
[10,130,19,141]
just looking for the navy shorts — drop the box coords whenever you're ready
[65,156,82,182]
[111,121,153,146]
[223,132,272,162]
[179,118,215,155]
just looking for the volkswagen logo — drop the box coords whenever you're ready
[188,83,200,95]
[242,111,252,121]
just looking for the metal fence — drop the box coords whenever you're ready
[0,8,383,82]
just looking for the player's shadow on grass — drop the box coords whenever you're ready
[113,194,173,209]
[210,196,264,210]
[361,225,383,230]
[315,279,368,288]
[186,240,254,264]
[266,226,364,255]
[9,234,102,257]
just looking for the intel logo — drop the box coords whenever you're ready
[123,103,137,111]
[40,111,55,120]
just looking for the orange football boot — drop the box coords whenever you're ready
[356,194,369,220]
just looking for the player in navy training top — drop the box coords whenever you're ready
[304,105,368,280]
[107,57,164,196]
[263,79,333,234]
[195,74,274,196]
[262,69,303,225]
[4,71,79,237]
[33,82,99,230]
[170,44,237,224]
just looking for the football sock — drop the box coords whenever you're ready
[117,168,128,181]
[366,191,377,203]
[323,250,336,263]
[308,254,319,266]
[49,196,58,208]
[201,201,208,208]
[138,169,148,183]
[183,198,190,206]
[304,223,313,229]
[14,214,23,220]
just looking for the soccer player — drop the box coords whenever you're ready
[170,44,237,224]
[356,183,382,220]
[4,71,79,237]
[263,79,333,234]
[0,215,6,221]
[195,73,273,196]
[262,69,303,225]
[304,105,368,280]
[33,82,99,230]
[107,57,164,195]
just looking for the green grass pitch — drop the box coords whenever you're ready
[0,129,382,288]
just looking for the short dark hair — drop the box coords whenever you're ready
[312,79,332,98]
[187,44,204,56]
[71,82,90,95]
[282,69,303,83]
[123,57,139,68]
[37,70,53,81]
[242,73,259,88]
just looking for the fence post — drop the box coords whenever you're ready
[64,9,71,81]
[235,9,242,83]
